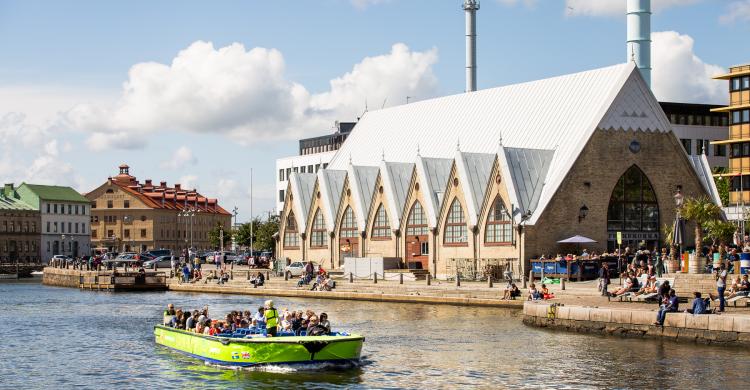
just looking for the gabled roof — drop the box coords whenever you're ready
[19,183,89,203]
[289,173,317,232]
[327,62,668,224]
[380,161,414,227]
[347,165,379,232]
[454,151,495,227]
[318,169,347,232]
[415,156,453,228]
[498,147,555,220]
[688,154,723,207]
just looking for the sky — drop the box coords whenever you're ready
[0,0,748,222]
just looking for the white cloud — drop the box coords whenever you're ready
[565,0,700,17]
[178,175,199,191]
[161,145,197,170]
[66,41,439,151]
[720,0,750,23]
[351,0,390,10]
[651,31,726,104]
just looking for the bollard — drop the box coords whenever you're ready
[426,273,431,286]
[488,276,493,288]
[230,271,234,280]
[247,271,251,281]
[284,271,289,281]
[153,263,157,271]
[456,272,461,287]
[349,272,354,283]
[540,266,545,282]
[231,262,234,270]
[399,273,404,285]
[561,277,566,291]
[528,269,534,285]
[266,271,270,281]
[373,272,378,284]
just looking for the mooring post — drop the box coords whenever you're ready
[528,270,534,285]
[399,273,404,285]
[284,271,289,281]
[373,272,378,284]
[427,273,431,286]
[488,276,493,288]
[349,272,353,283]
[230,270,234,280]
[456,272,461,287]
[561,277,566,291]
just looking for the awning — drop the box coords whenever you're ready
[557,235,597,244]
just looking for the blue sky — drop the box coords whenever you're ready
[0,0,747,221]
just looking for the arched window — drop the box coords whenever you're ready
[607,165,659,232]
[371,204,391,239]
[310,209,327,247]
[283,212,299,248]
[340,207,358,238]
[485,197,512,244]
[406,202,428,236]
[444,199,467,244]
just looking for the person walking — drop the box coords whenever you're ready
[599,262,610,297]
[716,262,728,312]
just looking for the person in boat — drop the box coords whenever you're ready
[186,310,199,330]
[264,300,279,337]
[254,307,266,330]
[208,322,220,336]
[163,304,176,325]
[319,313,331,334]
[306,315,328,336]
[291,311,303,335]
[281,311,293,332]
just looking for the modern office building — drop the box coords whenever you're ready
[0,184,41,263]
[711,63,750,221]
[275,122,355,213]
[277,63,720,279]
[85,164,232,253]
[660,102,729,170]
[16,183,90,262]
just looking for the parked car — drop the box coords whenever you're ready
[143,249,171,259]
[142,255,174,269]
[285,261,319,277]
[51,254,73,264]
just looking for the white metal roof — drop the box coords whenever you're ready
[318,169,347,232]
[415,156,453,228]
[347,165,379,232]
[329,62,671,224]
[289,172,317,232]
[689,154,723,207]
[380,161,414,228]
[454,151,495,227]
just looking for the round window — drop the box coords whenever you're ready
[629,140,641,154]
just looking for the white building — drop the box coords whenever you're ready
[275,122,356,213]
[660,102,729,170]
[16,184,91,262]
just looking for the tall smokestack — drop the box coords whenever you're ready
[463,0,479,92]
[627,0,651,88]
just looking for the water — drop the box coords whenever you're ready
[1,283,747,389]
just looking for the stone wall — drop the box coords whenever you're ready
[523,302,750,346]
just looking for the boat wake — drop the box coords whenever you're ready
[205,360,362,373]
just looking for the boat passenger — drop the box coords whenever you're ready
[319,313,331,334]
[254,307,266,330]
[306,315,328,336]
[163,304,176,325]
[209,322,220,336]
[264,300,279,337]
[281,312,293,331]
[186,310,199,330]
[292,311,303,335]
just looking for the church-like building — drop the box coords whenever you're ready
[276,63,721,279]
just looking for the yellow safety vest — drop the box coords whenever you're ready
[265,308,278,329]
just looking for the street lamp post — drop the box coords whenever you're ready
[178,208,197,254]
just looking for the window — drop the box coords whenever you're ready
[279,190,285,203]
[124,200,130,208]
[300,166,306,173]
[293,167,298,173]
[124,229,130,238]
[141,229,147,238]
[107,200,113,208]
[46,204,50,213]
[310,209,327,247]
[744,76,750,90]
[323,163,328,169]
[107,230,114,238]
[46,222,50,233]
[283,212,300,248]
[82,205,86,214]
[371,204,391,239]
[54,222,58,233]
[680,139,692,155]
[315,164,321,172]
[444,199,467,244]
[607,165,659,233]
[31,222,36,233]
[406,202,428,236]
[696,140,709,155]
[54,204,58,213]
[61,223,65,233]
[340,207,358,238]
[420,242,429,255]
[92,230,97,238]
[279,169,285,181]
[68,222,71,233]
[286,168,291,179]
[47,242,50,252]
[81,224,85,234]
[732,77,741,91]
[715,144,726,157]
[485,197,512,244]
[91,201,96,209]
[68,205,72,214]
[308,165,313,173]
[75,223,78,234]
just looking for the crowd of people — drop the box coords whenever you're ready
[161,300,333,337]
[296,261,335,291]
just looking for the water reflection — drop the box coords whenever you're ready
[0,283,746,389]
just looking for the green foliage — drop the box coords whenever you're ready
[705,219,736,247]
[712,167,730,206]
[681,196,722,254]
[232,215,280,252]
[662,223,674,247]
[208,222,228,249]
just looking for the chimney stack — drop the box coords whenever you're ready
[174,183,181,191]
[463,0,479,92]
[627,0,651,88]
[160,181,167,188]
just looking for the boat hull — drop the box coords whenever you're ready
[154,325,364,367]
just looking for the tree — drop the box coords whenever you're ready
[712,167,730,206]
[705,219,736,248]
[681,196,722,258]
[234,222,253,248]
[232,215,280,253]
[662,222,675,260]
[208,222,229,249]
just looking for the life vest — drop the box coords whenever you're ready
[265,308,278,329]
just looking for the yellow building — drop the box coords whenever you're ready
[86,164,232,254]
[712,64,750,206]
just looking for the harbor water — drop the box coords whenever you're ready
[2,282,750,389]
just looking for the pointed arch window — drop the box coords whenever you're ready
[310,209,327,247]
[607,165,659,232]
[340,206,358,238]
[485,197,512,244]
[372,204,391,239]
[444,199,468,245]
[283,212,299,248]
[406,202,428,236]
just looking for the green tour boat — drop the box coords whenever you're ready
[154,325,365,367]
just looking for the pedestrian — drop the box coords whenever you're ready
[182,263,191,284]
[716,262,728,312]
[599,262,610,297]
